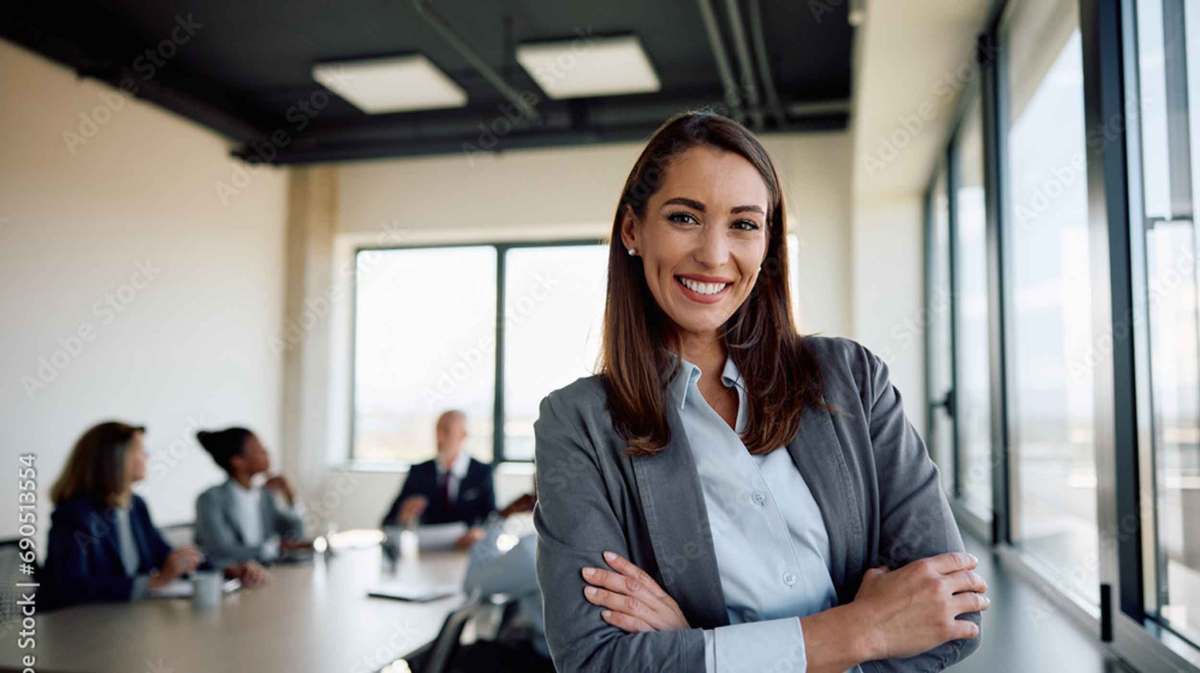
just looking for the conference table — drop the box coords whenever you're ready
[0,538,468,673]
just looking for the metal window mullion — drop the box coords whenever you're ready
[493,245,507,464]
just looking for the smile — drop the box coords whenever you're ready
[675,275,732,303]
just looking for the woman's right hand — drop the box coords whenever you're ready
[852,551,989,660]
[148,546,203,589]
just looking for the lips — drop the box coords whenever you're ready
[675,275,732,304]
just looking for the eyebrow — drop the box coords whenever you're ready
[662,197,765,215]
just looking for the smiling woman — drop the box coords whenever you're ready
[533,112,988,673]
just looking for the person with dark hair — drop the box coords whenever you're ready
[39,422,202,610]
[534,112,987,673]
[380,410,496,548]
[194,427,306,569]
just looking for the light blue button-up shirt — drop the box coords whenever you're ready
[670,354,847,673]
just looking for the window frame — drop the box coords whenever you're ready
[348,237,606,467]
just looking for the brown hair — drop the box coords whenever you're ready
[51,421,145,506]
[600,111,825,455]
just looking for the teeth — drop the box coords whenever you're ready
[679,277,728,295]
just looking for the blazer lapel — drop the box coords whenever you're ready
[630,402,729,629]
[220,482,245,544]
[784,405,865,603]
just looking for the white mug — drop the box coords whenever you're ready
[192,570,222,610]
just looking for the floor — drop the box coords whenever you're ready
[952,533,1136,672]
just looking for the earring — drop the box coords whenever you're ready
[627,248,637,256]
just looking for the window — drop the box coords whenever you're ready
[352,246,497,464]
[926,166,956,495]
[1132,0,1200,645]
[1003,2,1098,605]
[353,235,807,465]
[502,245,608,461]
[953,91,994,521]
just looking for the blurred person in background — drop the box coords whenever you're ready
[39,421,263,611]
[380,409,495,549]
[194,426,307,570]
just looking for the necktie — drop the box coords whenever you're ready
[439,471,451,509]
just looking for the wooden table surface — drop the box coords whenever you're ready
[0,545,467,673]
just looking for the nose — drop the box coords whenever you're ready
[692,224,731,269]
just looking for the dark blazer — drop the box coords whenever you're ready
[533,336,981,673]
[381,457,495,527]
[38,495,172,611]
[194,480,305,568]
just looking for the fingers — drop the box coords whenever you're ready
[944,569,988,595]
[581,566,675,628]
[601,551,668,598]
[946,617,982,640]
[923,552,978,575]
[949,591,991,615]
[583,585,666,629]
[600,608,654,633]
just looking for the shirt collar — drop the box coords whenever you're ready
[438,449,471,478]
[668,352,745,411]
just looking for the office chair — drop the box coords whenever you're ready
[420,600,482,673]
[0,539,31,633]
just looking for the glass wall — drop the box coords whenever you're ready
[1133,0,1200,645]
[1003,0,1099,605]
[927,166,956,495]
[953,91,994,521]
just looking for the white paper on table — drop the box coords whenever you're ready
[415,522,468,550]
[146,578,242,599]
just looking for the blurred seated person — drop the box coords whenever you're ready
[410,491,552,673]
[195,427,307,569]
[380,410,495,548]
[39,421,265,611]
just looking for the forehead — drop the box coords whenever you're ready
[655,145,769,208]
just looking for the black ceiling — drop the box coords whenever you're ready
[2,0,853,164]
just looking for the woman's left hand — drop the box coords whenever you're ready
[581,550,691,633]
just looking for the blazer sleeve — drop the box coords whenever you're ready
[269,495,305,541]
[859,350,982,672]
[41,511,136,608]
[380,471,418,527]
[194,490,261,567]
[477,462,497,523]
[134,496,173,569]
[534,390,707,673]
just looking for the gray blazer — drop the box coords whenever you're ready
[194,480,304,567]
[533,336,981,673]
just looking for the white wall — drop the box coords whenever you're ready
[0,41,289,541]
[849,195,927,436]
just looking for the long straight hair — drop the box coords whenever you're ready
[599,112,825,456]
[51,421,145,507]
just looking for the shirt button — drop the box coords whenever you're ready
[782,572,797,587]
[751,491,767,506]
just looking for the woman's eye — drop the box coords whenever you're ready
[733,219,761,231]
[668,211,700,225]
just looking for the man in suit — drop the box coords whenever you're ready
[380,410,495,546]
